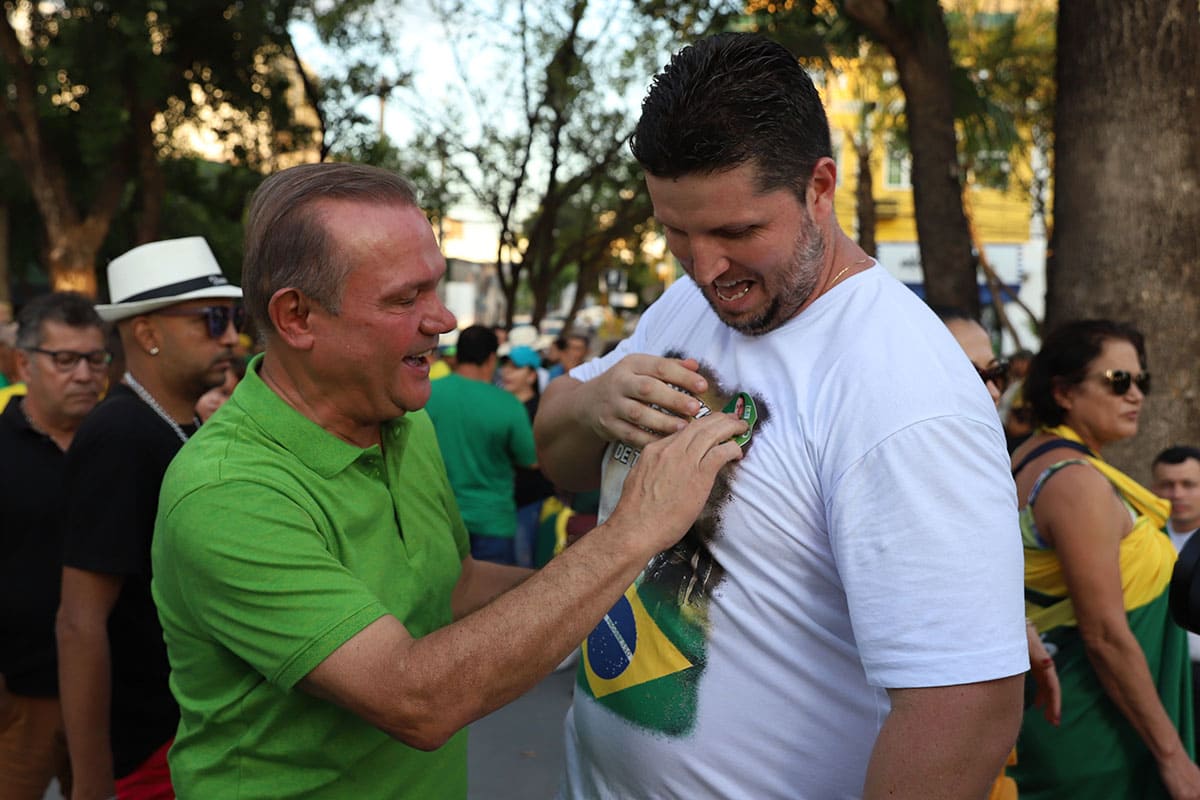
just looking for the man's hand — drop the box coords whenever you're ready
[605,411,746,554]
[577,355,711,448]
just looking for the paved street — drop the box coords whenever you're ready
[469,666,575,800]
[43,666,577,800]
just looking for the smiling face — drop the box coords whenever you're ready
[307,200,457,422]
[646,163,827,336]
[1053,337,1145,450]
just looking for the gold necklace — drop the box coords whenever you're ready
[828,256,871,289]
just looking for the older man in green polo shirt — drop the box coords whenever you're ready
[150,161,747,799]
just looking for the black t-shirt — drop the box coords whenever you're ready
[514,395,554,507]
[61,384,193,778]
[0,397,69,697]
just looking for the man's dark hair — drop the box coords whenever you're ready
[15,292,105,350]
[1024,319,1146,428]
[1154,446,1200,469]
[455,325,499,366]
[630,32,832,199]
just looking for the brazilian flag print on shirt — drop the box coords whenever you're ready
[578,373,767,737]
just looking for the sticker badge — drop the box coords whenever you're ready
[723,392,758,447]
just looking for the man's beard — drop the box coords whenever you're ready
[708,211,827,336]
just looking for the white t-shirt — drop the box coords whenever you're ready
[559,268,1028,800]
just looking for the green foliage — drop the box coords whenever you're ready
[400,0,671,321]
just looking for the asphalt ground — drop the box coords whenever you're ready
[42,666,577,800]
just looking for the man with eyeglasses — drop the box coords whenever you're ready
[0,292,107,799]
[56,237,242,800]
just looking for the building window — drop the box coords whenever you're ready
[885,143,911,188]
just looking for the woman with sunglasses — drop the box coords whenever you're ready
[1008,319,1197,799]
[936,307,1060,800]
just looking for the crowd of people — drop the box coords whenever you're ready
[1,29,1199,800]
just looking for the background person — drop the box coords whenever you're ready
[150,162,746,799]
[0,292,108,800]
[1009,319,1198,798]
[194,355,246,422]
[57,237,242,800]
[1153,444,1200,756]
[937,306,1062,800]
[500,344,557,568]
[425,325,537,565]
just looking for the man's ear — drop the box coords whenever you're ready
[13,347,33,384]
[128,316,161,356]
[807,156,838,221]
[268,288,318,351]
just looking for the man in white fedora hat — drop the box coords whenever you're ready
[56,236,242,799]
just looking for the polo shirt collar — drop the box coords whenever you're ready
[238,354,410,479]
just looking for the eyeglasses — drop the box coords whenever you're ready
[976,360,1010,388]
[25,347,112,372]
[1096,369,1151,396]
[155,305,245,339]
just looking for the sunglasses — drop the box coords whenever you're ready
[25,347,112,372]
[156,305,246,339]
[1096,369,1151,396]
[975,360,1010,388]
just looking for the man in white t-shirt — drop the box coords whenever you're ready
[1152,444,1200,753]
[535,32,1028,800]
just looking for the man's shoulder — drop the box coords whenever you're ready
[69,388,172,462]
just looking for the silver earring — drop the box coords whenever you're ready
[149,346,160,356]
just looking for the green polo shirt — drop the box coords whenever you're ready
[152,356,469,799]
[424,373,537,538]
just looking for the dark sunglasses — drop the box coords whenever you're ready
[975,360,1010,388]
[156,305,245,339]
[1097,369,1151,396]
[25,347,112,372]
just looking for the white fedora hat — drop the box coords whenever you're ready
[95,236,242,322]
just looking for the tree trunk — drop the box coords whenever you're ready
[133,99,165,245]
[0,203,10,321]
[844,0,978,314]
[0,12,126,298]
[1050,0,1200,479]
[854,137,877,257]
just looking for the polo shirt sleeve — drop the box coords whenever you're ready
[154,480,388,690]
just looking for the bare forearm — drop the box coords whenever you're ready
[57,621,115,799]
[1084,625,1189,761]
[864,677,1023,800]
[451,560,532,619]
[384,520,654,748]
[534,377,606,491]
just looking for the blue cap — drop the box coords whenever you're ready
[507,345,541,369]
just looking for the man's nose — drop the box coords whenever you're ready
[422,299,457,335]
[689,238,729,285]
